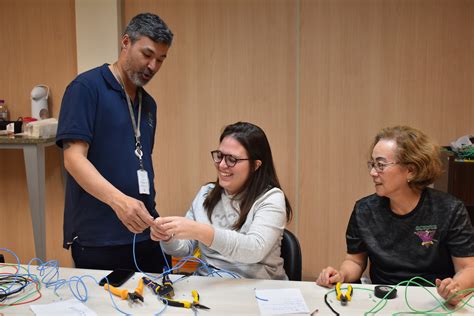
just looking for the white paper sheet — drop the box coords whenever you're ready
[30,299,97,316]
[255,288,310,315]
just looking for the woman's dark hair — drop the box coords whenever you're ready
[203,122,292,229]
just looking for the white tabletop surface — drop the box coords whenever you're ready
[2,266,473,315]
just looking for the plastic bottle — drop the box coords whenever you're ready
[0,100,9,121]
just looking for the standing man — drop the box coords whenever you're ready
[56,13,173,272]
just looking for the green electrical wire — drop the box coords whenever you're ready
[361,276,474,315]
[0,264,42,310]
[324,276,473,315]
[457,146,474,159]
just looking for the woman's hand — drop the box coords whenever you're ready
[150,217,173,241]
[154,216,199,240]
[316,266,344,287]
[436,278,462,306]
[436,256,474,306]
[152,216,215,246]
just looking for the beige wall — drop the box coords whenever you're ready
[0,0,472,280]
[0,0,76,265]
[75,0,122,74]
[299,0,474,279]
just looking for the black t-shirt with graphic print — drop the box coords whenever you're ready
[346,188,474,286]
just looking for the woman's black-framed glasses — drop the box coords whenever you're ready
[211,150,250,167]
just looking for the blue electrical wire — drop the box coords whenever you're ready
[0,232,243,315]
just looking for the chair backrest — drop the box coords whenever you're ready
[281,229,302,281]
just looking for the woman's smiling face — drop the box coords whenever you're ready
[214,136,251,195]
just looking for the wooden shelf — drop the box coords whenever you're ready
[447,156,474,224]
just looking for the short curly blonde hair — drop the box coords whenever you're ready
[369,126,443,190]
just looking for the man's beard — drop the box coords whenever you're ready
[127,68,153,87]
[123,59,154,87]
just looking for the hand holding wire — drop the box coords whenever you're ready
[150,218,173,241]
[110,194,154,234]
[153,216,199,241]
[435,277,462,305]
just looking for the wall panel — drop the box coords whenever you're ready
[299,0,474,279]
[0,0,76,266]
[0,0,473,278]
[123,0,297,225]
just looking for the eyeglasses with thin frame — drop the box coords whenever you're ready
[367,160,398,173]
[211,150,250,167]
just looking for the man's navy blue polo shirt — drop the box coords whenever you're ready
[56,64,158,248]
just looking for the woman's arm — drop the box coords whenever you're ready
[152,217,199,258]
[436,256,474,305]
[155,188,287,264]
[151,190,206,258]
[316,253,368,287]
[208,189,287,263]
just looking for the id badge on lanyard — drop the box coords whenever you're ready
[128,90,150,195]
[137,170,150,195]
[113,63,150,195]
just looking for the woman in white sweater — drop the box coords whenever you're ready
[150,122,293,279]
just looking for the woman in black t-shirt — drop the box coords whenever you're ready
[316,126,474,306]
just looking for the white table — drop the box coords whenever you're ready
[3,266,473,315]
[0,136,59,261]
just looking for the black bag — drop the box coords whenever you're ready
[0,119,23,133]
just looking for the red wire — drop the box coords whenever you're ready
[0,277,42,306]
[0,264,19,275]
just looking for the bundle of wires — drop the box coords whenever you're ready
[0,249,43,309]
[323,276,474,316]
[0,234,243,315]
[0,275,29,302]
[457,146,474,159]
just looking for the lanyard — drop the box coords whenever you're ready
[113,64,144,170]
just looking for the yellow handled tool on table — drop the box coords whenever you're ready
[104,277,144,302]
[335,282,353,306]
[163,290,210,311]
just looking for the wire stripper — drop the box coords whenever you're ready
[336,282,353,305]
[104,277,144,302]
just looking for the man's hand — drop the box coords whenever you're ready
[63,140,154,234]
[109,194,154,233]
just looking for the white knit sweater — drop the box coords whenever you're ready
[161,184,288,280]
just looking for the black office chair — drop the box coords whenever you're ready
[281,229,302,281]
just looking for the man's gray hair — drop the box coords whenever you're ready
[124,12,173,46]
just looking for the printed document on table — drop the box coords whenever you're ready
[255,288,310,315]
[30,299,97,316]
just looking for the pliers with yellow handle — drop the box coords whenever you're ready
[104,277,144,302]
[163,290,210,311]
[335,282,353,306]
